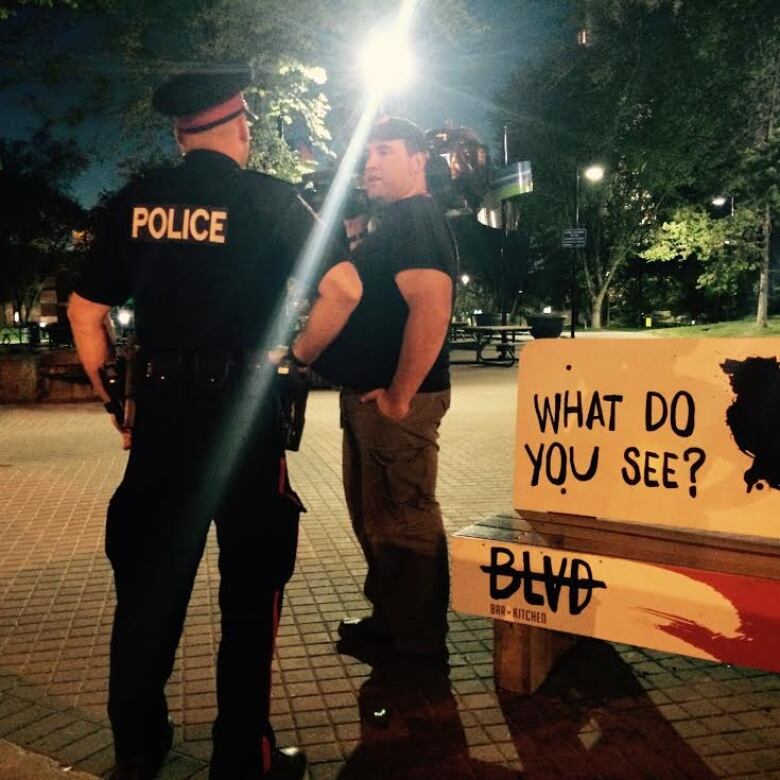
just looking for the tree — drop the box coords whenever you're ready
[738,76,780,327]
[499,0,780,328]
[642,205,763,315]
[0,130,86,322]
[1,0,477,184]
[0,0,341,182]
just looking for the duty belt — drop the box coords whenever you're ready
[139,348,310,450]
[139,349,268,394]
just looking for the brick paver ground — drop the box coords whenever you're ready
[1,361,780,779]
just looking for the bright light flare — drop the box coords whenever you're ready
[583,165,605,183]
[359,24,415,95]
[712,196,727,207]
[460,274,470,285]
[196,0,420,522]
[117,309,132,326]
[195,96,382,518]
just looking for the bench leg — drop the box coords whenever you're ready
[493,621,576,694]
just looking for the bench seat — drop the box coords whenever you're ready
[451,512,780,693]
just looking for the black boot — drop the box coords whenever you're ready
[209,744,308,779]
[267,746,308,779]
[108,716,174,780]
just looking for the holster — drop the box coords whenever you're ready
[276,356,310,452]
[99,338,139,432]
[99,361,125,426]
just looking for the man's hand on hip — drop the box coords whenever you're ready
[360,388,410,421]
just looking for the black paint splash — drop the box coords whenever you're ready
[721,356,780,492]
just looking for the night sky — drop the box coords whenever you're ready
[0,1,567,207]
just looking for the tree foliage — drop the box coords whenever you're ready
[0,131,86,321]
[0,0,475,184]
[499,0,780,327]
[643,206,763,296]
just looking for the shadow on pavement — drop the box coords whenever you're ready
[337,640,716,779]
[499,639,717,778]
[337,661,519,780]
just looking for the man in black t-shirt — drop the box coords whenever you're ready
[291,117,457,663]
[68,68,359,780]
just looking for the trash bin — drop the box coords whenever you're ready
[527,313,565,339]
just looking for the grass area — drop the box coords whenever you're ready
[647,316,780,338]
[0,326,24,344]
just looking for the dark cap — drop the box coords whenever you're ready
[152,66,256,134]
[368,116,428,154]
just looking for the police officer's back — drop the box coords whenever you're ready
[68,68,314,780]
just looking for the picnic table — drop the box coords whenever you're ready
[449,323,530,366]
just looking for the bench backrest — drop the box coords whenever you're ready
[514,338,780,539]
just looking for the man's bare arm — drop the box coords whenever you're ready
[362,268,452,419]
[67,292,113,402]
[291,261,363,364]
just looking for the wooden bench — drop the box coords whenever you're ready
[451,338,780,693]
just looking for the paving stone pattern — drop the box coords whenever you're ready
[1,364,779,779]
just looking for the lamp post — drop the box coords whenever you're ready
[358,10,416,112]
[569,164,604,338]
[499,123,509,324]
[712,195,735,216]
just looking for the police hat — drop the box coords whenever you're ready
[153,66,257,134]
[368,116,428,154]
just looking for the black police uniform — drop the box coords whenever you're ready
[74,72,330,779]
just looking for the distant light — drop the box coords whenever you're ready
[543,305,553,314]
[359,24,415,95]
[577,29,590,46]
[712,196,727,207]
[13,311,19,323]
[117,309,132,326]
[474,309,483,315]
[460,274,470,285]
[584,165,605,183]
[39,321,47,328]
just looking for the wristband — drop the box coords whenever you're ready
[288,347,308,368]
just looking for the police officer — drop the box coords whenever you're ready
[68,67,359,780]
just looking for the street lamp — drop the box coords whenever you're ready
[358,25,416,98]
[583,165,605,183]
[358,0,417,110]
[570,163,606,338]
[712,195,735,216]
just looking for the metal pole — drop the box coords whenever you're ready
[500,123,509,325]
[570,167,580,339]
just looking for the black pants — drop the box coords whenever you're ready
[105,391,301,778]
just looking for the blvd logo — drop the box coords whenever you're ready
[480,547,607,615]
